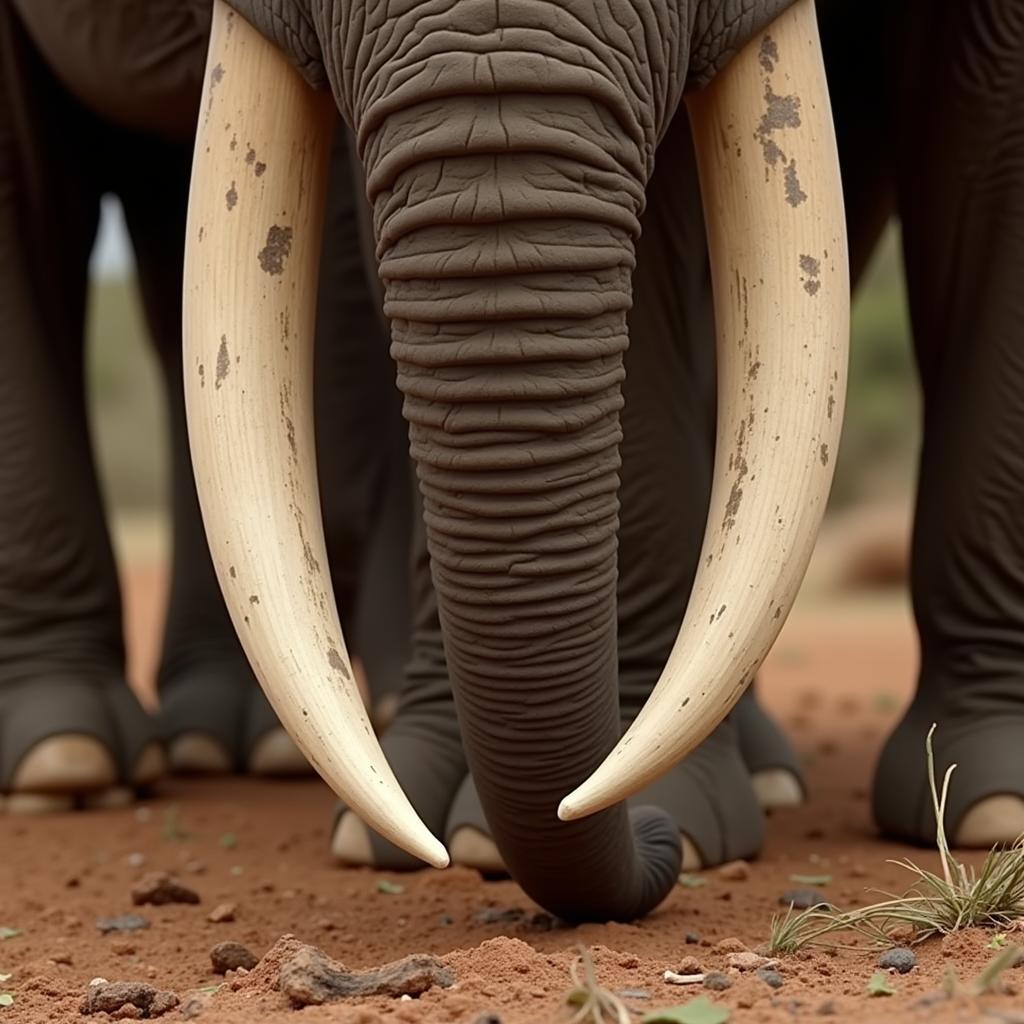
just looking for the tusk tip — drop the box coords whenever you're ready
[413,835,451,870]
[557,791,593,822]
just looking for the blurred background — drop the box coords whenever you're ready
[89,196,920,687]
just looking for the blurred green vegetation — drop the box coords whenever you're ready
[830,225,920,508]
[86,272,169,513]
[85,222,919,520]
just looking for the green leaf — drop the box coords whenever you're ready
[219,832,238,850]
[789,874,832,886]
[643,997,730,1024]
[677,873,707,889]
[0,931,20,942]
[0,994,13,1008]
[867,972,895,997]
[376,879,404,895]
[988,933,1007,950]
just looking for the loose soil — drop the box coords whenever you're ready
[1,569,1021,1023]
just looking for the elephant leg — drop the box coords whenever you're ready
[332,480,467,869]
[0,7,161,812]
[116,126,300,777]
[872,0,1024,847]
[613,107,762,869]
[319,128,412,728]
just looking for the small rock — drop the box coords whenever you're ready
[717,860,751,881]
[817,999,838,1015]
[97,915,150,934]
[472,1015,503,1024]
[126,853,146,868]
[676,956,703,974]
[210,942,258,974]
[52,952,73,965]
[756,967,784,989]
[715,938,748,953]
[111,941,136,957]
[703,972,732,991]
[779,889,827,910]
[878,947,916,974]
[685,932,700,945]
[80,981,179,1017]
[474,908,525,925]
[727,952,776,972]
[131,873,199,907]
[279,942,453,1006]
[184,860,207,875]
[849,864,868,878]
[438,916,454,927]
[207,903,236,924]
[179,990,215,1020]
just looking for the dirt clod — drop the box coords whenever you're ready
[278,941,454,1006]
[131,873,199,907]
[728,951,776,971]
[718,860,751,881]
[207,903,236,924]
[80,980,179,1017]
[715,938,748,953]
[210,942,258,974]
[878,948,917,973]
[97,915,150,934]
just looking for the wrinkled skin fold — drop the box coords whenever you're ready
[185,0,848,920]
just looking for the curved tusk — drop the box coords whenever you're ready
[183,0,447,868]
[560,0,847,822]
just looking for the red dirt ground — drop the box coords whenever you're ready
[2,568,1022,1023]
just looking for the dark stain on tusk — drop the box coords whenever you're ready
[258,225,293,275]
[215,335,230,389]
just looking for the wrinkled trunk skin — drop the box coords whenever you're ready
[332,1,687,920]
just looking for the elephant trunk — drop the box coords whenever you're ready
[365,85,681,919]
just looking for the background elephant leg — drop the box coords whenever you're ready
[873,0,1024,847]
[332,480,467,869]
[318,127,412,727]
[613,108,763,869]
[116,124,297,776]
[0,8,159,812]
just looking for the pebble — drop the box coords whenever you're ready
[779,889,827,910]
[207,903,237,924]
[210,941,259,974]
[472,1014,503,1024]
[97,915,150,934]
[703,972,732,991]
[131,873,200,907]
[111,941,136,957]
[756,967,785,989]
[685,932,700,945]
[717,860,751,882]
[878,947,916,974]
[676,956,703,974]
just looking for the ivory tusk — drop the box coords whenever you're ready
[560,0,848,821]
[183,0,447,868]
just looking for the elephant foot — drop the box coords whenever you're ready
[874,697,1024,847]
[0,676,164,813]
[733,685,806,810]
[158,658,313,777]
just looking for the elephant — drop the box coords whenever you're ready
[185,0,848,922]
[0,0,412,808]
[332,0,1024,877]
